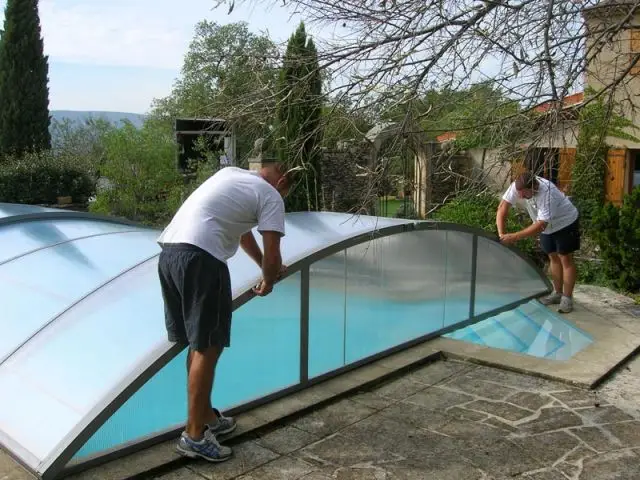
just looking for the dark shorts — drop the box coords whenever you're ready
[540,219,581,255]
[158,243,232,352]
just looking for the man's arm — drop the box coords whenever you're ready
[501,220,547,244]
[252,231,282,296]
[240,231,263,267]
[496,200,511,236]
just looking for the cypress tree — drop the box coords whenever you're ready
[0,0,52,157]
[276,22,323,211]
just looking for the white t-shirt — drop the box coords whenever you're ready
[502,176,578,234]
[157,167,285,262]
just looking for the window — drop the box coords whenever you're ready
[630,29,640,75]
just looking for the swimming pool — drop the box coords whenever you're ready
[445,299,593,359]
[72,281,589,460]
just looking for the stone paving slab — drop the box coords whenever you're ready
[149,357,640,480]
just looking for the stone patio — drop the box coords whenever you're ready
[151,354,640,480]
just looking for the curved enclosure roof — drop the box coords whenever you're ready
[0,203,551,479]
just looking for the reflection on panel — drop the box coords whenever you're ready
[344,230,448,363]
[474,236,549,316]
[0,231,161,362]
[309,252,346,378]
[73,273,301,460]
[443,231,473,327]
[0,202,60,219]
[0,219,137,263]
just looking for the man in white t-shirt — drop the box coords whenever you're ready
[156,162,296,463]
[496,171,580,313]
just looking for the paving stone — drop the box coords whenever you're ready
[339,414,459,458]
[255,425,320,455]
[442,376,519,400]
[408,359,474,386]
[378,399,451,431]
[563,444,598,464]
[155,468,205,479]
[607,421,640,448]
[463,439,544,478]
[189,441,280,480]
[445,405,488,422]
[383,455,490,480]
[574,405,635,425]
[580,450,640,479]
[433,417,505,447]
[550,389,602,408]
[457,366,563,392]
[556,462,580,478]
[296,432,402,468]
[402,386,475,412]
[506,392,554,411]
[464,399,534,422]
[570,426,624,452]
[349,390,397,410]
[371,377,428,400]
[516,469,567,480]
[299,473,334,480]
[291,399,376,436]
[511,431,580,464]
[236,455,317,480]
[482,417,519,434]
[518,407,583,434]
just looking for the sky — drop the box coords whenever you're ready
[0,0,311,113]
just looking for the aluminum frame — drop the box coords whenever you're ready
[0,209,552,480]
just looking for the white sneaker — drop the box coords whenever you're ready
[558,296,573,314]
[540,292,562,305]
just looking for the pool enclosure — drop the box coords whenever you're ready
[0,203,551,479]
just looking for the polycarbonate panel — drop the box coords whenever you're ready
[226,212,412,295]
[443,231,473,327]
[343,230,448,363]
[0,231,160,362]
[73,273,301,459]
[0,257,169,465]
[474,236,549,316]
[0,202,60,219]
[0,219,140,263]
[309,252,347,378]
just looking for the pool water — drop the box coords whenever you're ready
[445,299,593,360]
[73,282,591,461]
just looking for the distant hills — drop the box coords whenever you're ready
[51,110,146,129]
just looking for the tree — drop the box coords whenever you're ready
[0,0,51,157]
[276,22,323,211]
[150,21,280,163]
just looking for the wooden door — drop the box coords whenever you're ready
[558,147,577,193]
[605,148,627,206]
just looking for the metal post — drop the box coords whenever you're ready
[469,234,478,318]
[300,266,310,383]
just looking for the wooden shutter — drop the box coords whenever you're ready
[631,29,640,75]
[558,147,577,193]
[605,148,627,206]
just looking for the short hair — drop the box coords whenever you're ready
[515,171,537,190]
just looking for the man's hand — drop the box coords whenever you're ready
[252,280,273,296]
[500,233,518,245]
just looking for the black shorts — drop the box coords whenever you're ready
[158,243,232,351]
[540,219,581,255]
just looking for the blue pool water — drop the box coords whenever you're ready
[73,280,592,460]
[445,299,593,360]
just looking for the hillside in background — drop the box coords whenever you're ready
[51,110,146,128]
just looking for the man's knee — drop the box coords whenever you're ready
[558,253,575,268]
[190,345,223,367]
[548,252,561,263]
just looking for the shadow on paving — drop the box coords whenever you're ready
[155,357,640,480]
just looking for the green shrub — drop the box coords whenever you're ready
[0,150,95,204]
[591,186,640,293]
[88,120,183,226]
[432,191,541,265]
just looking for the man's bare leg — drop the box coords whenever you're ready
[185,345,222,440]
[559,253,576,298]
[540,253,563,305]
[186,349,221,426]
